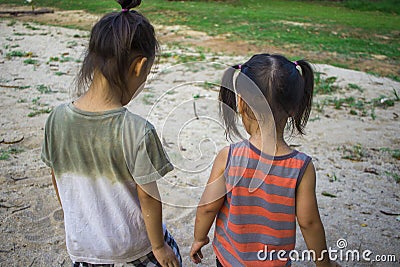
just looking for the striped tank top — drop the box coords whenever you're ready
[213,140,311,266]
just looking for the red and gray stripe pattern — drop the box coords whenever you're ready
[213,140,311,266]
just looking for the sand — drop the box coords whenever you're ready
[0,18,399,267]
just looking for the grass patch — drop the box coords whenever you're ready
[48,55,74,63]
[198,81,219,91]
[54,71,67,76]
[371,89,400,109]
[314,73,339,95]
[347,83,363,92]
[60,56,74,63]
[23,58,38,65]
[343,0,400,14]
[380,148,400,160]
[0,147,24,160]
[6,20,17,27]
[17,86,30,90]
[0,0,398,71]
[340,144,366,161]
[48,56,60,62]
[66,40,78,48]
[314,88,399,119]
[6,50,30,58]
[385,171,400,183]
[23,22,41,31]
[387,74,400,82]
[142,93,155,105]
[160,51,206,64]
[36,84,53,94]
[28,108,53,117]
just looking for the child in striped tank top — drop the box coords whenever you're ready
[190,54,340,267]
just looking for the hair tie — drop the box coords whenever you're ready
[121,8,130,12]
[293,61,302,76]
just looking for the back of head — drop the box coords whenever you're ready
[76,0,158,95]
[219,53,314,139]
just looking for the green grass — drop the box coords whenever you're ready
[0,147,24,160]
[1,0,399,70]
[142,93,155,105]
[380,148,400,160]
[6,50,29,58]
[314,74,339,95]
[343,0,400,14]
[55,71,67,76]
[385,171,400,183]
[28,108,53,117]
[23,58,38,65]
[340,143,366,161]
[23,22,40,30]
[314,88,399,119]
[6,20,16,27]
[36,84,52,94]
[143,0,399,62]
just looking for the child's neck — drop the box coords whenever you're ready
[248,124,293,157]
[74,74,123,112]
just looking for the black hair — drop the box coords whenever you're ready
[219,54,314,140]
[76,0,158,96]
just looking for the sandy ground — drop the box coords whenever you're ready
[0,17,399,267]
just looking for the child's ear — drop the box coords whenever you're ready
[129,57,148,77]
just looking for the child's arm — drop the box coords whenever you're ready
[190,147,229,264]
[296,161,340,267]
[137,182,179,267]
[51,169,62,207]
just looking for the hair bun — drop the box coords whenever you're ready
[117,0,141,10]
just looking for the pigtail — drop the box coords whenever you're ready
[219,65,242,141]
[292,60,314,135]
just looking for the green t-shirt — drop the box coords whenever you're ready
[41,103,173,263]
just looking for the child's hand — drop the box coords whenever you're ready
[190,237,210,264]
[152,243,179,267]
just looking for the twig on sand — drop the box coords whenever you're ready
[380,210,400,216]
[321,191,337,198]
[9,176,29,182]
[0,136,24,144]
[193,100,199,119]
[29,257,36,267]
[0,9,54,16]
[11,205,31,214]
[0,203,15,209]
[0,84,26,89]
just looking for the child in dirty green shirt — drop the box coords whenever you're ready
[41,1,181,266]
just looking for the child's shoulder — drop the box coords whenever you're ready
[123,110,155,131]
[292,150,312,161]
[122,110,158,142]
[45,102,69,122]
[52,102,69,113]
